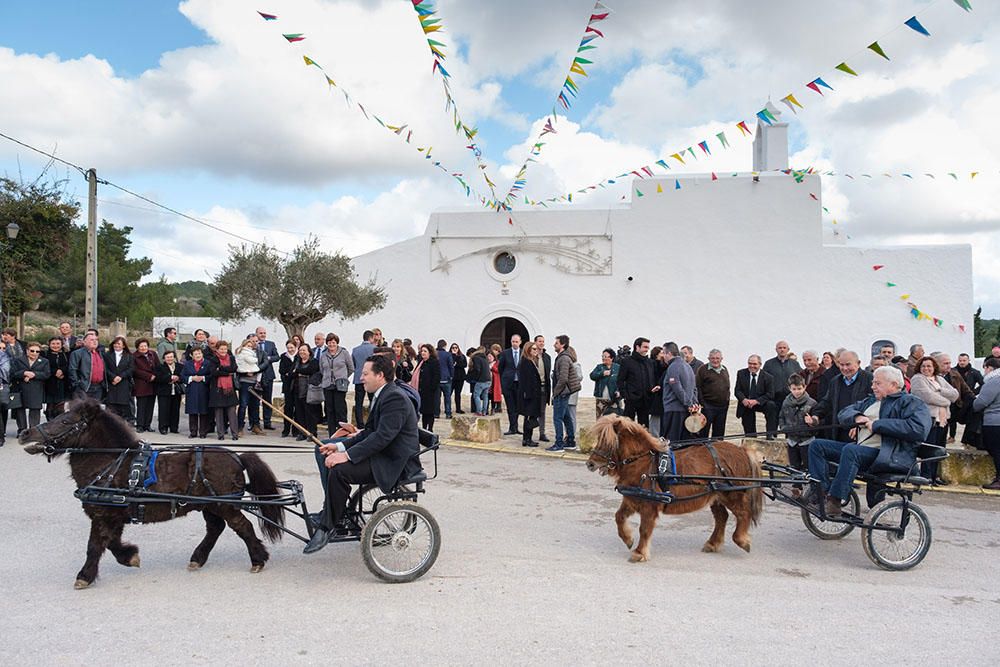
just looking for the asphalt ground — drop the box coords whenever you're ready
[1,440,998,665]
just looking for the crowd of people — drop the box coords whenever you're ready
[2,322,1000,490]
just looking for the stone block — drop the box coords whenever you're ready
[450,414,502,443]
[941,447,997,486]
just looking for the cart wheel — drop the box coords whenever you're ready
[361,501,440,583]
[801,489,860,540]
[861,499,931,571]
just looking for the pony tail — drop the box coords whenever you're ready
[240,453,285,542]
[747,455,764,526]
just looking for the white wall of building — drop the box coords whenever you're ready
[296,170,973,394]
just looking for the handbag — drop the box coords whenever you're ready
[8,391,22,410]
[0,384,10,406]
[306,383,325,405]
[334,377,350,392]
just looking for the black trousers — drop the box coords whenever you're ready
[699,402,729,438]
[324,388,348,433]
[765,390,787,437]
[157,394,182,432]
[188,413,209,437]
[14,408,41,432]
[136,395,156,430]
[259,379,275,426]
[451,380,464,412]
[421,413,435,431]
[981,425,1000,481]
[501,382,519,431]
[321,458,375,529]
[660,411,689,443]
[740,405,767,435]
[297,394,318,436]
[624,397,649,427]
[921,424,947,479]
[353,384,372,427]
[282,390,297,435]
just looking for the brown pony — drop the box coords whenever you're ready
[19,400,285,589]
[586,415,763,562]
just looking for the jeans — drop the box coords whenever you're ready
[808,438,879,500]
[314,436,349,495]
[473,381,490,414]
[552,394,575,446]
[438,381,452,418]
[237,382,260,430]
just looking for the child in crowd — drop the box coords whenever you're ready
[778,373,816,496]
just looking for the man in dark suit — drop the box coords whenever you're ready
[534,334,552,442]
[806,350,874,442]
[303,353,422,554]
[497,334,522,435]
[58,322,79,351]
[734,355,774,435]
[254,326,280,429]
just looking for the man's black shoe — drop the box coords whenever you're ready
[539,435,550,442]
[303,528,330,554]
[263,424,276,430]
[504,430,518,435]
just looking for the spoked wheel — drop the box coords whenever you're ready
[801,489,860,540]
[861,499,931,571]
[361,501,440,583]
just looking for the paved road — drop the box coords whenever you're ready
[1,441,997,665]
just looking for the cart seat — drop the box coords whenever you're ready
[862,472,932,487]
[397,471,428,486]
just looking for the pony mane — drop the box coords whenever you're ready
[71,399,140,449]
[592,415,666,456]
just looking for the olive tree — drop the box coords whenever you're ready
[213,236,385,340]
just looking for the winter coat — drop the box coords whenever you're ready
[837,392,932,475]
[416,358,440,417]
[155,361,184,397]
[811,370,874,441]
[617,351,655,403]
[208,353,239,409]
[469,353,491,384]
[291,356,319,399]
[517,357,542,418]
[181,358,212,414]
[490,360,502,402]
[590,362,620,399]
[103,350,134,406]
[910,372,959,426]
[973,370,1000,427]
[43,349,72,405]
[552,347,581,398]
[437,347,454,383]
[278,352,296,394]
[661,357,696,414]
[11,356,51,410]
[319,346,353,390]
[132,351,159,397]
[451,352,467,387]
[778,393,817,445]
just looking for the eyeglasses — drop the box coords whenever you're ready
[28,349,41,354]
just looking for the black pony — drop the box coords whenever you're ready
[20,400,284,589]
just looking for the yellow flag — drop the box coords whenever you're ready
[570,62,587,76]
[900,294,910,300]
[656,184,663,193]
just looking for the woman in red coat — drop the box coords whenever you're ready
[132,338,160,433]
[489,349,502,415]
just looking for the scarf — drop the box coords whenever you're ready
[409,360,423,391]
[216,354,234,393]
[785,391,811,408]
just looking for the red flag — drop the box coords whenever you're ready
[806,81,823,95]
[809,193,818,200]
[508,217,513,226]
[585,25,604,37]
[711,172,718,181]
[872,265,884,271]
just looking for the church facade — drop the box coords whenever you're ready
[326,122,972,380]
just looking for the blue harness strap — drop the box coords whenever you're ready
[656,449,676,490]
[143,450,160,488]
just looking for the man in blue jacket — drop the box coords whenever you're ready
[254,326,281,429]
[436,339,454,419]
[808,365,931,517]
[351,330,376,426]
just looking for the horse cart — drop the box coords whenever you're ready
[588,414,945,570]
[21,402,442,586]
[615,442,945,571]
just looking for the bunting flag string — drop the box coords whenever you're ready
[875,266,965,330]
[501,1,612,207]
[256,9,502,210]
[528,1,974,208]
[409,1,499,201]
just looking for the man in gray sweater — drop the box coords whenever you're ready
[661,341,697,443]
[973,357,1000,490]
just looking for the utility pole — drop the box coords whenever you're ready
[85,168,98,329]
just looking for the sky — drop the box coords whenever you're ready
[1,0,999,314]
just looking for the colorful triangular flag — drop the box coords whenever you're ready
[904,16,930,36]
[867,41,890,60]
[258,11,277,21]
[872,265,884,270]
[835,62,858,76]
[283,33,305,43]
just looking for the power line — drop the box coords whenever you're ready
[0,130,289,253]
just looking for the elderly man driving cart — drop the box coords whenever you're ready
[806,365,931,517]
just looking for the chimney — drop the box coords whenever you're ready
[752,102,789,172]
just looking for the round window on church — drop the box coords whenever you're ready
[493,251,517,275]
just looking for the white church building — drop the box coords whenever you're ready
[168,120,973,387]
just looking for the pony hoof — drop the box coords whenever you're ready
[128,554,141,568]
[628,552,648,563]
[702,543,721,553]
[250,564,264,573]
[74,579,91,590]
[187,562,202,571]
[737,541,751,553]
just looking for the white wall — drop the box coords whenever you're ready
[213,172,975,395]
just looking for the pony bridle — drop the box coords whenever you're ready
[34,418,90,457]
[589,444,654,475]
